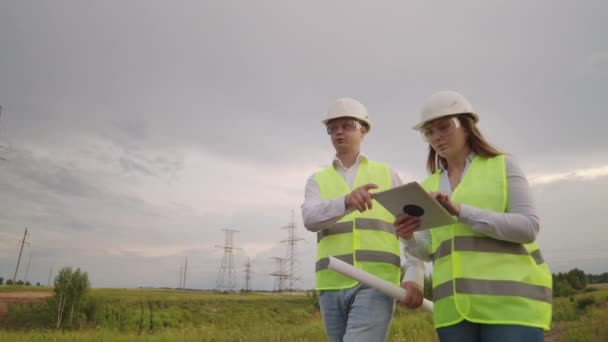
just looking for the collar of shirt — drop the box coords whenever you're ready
[332,152,368,171]
[439,152,478,173]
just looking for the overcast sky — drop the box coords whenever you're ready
[1,0,607,290]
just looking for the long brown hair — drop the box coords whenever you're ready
[426,114,503,173]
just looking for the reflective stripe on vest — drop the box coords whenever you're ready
[313,159,400,290]
[433,236,546,265]
[315,250,401,271]
[317,218,395,242]
[433,279,552,304]
[421,155,552,330]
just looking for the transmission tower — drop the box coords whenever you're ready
[215,229,241,291]
[281,211,303,292]
[270,257,288,292]
[243,257,253,292]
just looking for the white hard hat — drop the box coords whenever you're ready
[323,98,372,131]
[413,91,479,130]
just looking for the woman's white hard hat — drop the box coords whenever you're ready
[413,91,479,131]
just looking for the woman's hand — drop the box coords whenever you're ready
[430,191,461,216]
[394,213,421,240]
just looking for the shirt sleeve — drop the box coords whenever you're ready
[401,230,433,262]
[401,246,426,286]
[390,168,404,187]
[301,173,351,232]
[458,156,540,243]
[392,168,425,285]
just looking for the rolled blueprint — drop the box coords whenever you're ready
[327,256,434,312]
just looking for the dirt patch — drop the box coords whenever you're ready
[0,291,53,317]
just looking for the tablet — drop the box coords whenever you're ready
[373,182,456,230]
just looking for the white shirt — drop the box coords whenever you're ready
[301,153,425,286]
[404,154,541,261]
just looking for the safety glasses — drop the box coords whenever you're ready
[326,120,362,135]
[421,117,461,142]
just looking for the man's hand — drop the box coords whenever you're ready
[345,183,378,212]
[398,281,424,309]
[430,191,461,216]
[394,213,422,240]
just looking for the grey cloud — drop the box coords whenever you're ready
[5,149,102,198]
[119,156,154,176]
[1,0,607,289]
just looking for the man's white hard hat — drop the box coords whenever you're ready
[323,98,372,131]
[413,91,479,130]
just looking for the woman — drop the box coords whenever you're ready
[395,91,552,342]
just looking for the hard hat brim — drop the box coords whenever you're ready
[412,112,479,131]
[323,116,372,131]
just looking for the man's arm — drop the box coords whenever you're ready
[402,249,425,287]
[389,167,425,308]
[301,174,352,232]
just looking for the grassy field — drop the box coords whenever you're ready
[0,285,607,341]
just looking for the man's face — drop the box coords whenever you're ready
[326,117,366,153]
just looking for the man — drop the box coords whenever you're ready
[302,97,425,342]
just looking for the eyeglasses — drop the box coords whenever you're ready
[326,120,362,135]
[421,117,460,142]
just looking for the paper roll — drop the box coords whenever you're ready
[327,256,434,312]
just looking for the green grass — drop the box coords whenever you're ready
[2,287,608,341]
[0,289,437,341]
[551,288,608,342]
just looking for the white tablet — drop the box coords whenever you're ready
[373,182,456,230]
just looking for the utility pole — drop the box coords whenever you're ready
[0,106,6,161]
[13,227,30,283]
[179,264,183,288]
[24,252,32,284]
[47,267,53,287]
[183,257,188,289]
[215,229,241,291]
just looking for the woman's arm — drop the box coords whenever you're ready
[458,156,540,243]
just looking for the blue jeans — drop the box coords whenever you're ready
[437,320,545,342]
[319,283,395,342]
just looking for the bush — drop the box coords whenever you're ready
[576,297,596,311]
[554,278,576,297]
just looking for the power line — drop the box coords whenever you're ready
[215,229,241,292]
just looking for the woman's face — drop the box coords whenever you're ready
[422,116,468,159]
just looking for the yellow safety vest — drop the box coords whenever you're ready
[314,159,400,290]
[421,155,552,330]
